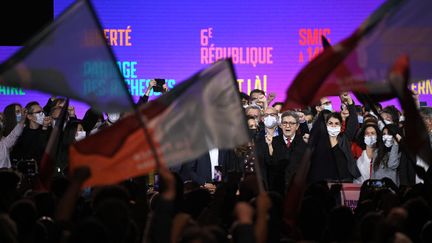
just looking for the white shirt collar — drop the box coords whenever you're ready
[283,134,295,144]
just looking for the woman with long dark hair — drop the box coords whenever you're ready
[354,123,400,185]
[308,93,361,183]
[2,103,23,137]
[1,105,26,168]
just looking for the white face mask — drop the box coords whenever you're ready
[16,113,22,122]
[107,113,120,123]
[382,135,394,147]
[327,126,341,137]
[323,104,333,112]
[75,131,86,141]
[264,116,278,128]
[364,135,377,147]
[35,112,45,125]
[384,120,393,125]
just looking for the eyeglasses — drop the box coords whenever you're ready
[264,113,278,117]
[281,121,298,126]
[322,101,332,106]
[29,111,42,115]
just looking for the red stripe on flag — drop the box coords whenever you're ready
[70,124,162,188]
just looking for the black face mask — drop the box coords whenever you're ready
[248,128,258,139]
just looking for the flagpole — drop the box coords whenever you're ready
[251,140,265,193]
[38,98,70,190]
[226,58,265,192]
[84,0,163,169]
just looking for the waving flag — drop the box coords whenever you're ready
[0,0,131,113]
[284,0,432,108]
[69,59,249,187]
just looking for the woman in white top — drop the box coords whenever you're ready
[0,109,26,168]
[354,123,400,185]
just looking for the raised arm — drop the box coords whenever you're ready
[3,109,26,150]
[341,93,358,141]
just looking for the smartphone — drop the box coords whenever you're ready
[154,174,159,191]
[367,179,385,189]
[153,79,165,92]
[214,166,223,182]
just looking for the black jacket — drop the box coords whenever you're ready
[184,149,230,185]
[10,127,51,164]
[265,133,307,193]
[308,103,361,183]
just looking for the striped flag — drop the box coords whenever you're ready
[0,0,131,113]
[284,0,432,108]
[69,59,249,187]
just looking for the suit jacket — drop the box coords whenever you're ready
[185,149,230,185]
[266,133,307,193]
[398,134,432,186]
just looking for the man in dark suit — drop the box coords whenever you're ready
[264,111,307,194]
[184,149,230,191]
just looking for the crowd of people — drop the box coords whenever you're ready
[1,83,432,242]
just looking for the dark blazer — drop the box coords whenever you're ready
[398,148,417,186]
[308,103,361,183]
[169,164,191,182]
[184,149,230,185]
[266,133,307,193]
[399,134,432,186]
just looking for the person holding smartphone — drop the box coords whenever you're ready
[138,79,169,105]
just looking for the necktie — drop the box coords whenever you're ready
[286,137,291,148]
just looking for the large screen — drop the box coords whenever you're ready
[1,0,429,117]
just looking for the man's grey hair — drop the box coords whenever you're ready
[281,111,299,123]
[245,105,261,113]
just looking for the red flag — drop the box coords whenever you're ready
[283,31,362,109]
[389,55,432,167]
[282,0,428,109]
[38,99,69,190]
[321,36,396,106]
